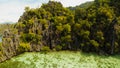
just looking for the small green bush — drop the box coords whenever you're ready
[90,40,99,47]
[55,45,62,51]
[41,46,50,52]
[18,43,30,52]
[20,33,35,42]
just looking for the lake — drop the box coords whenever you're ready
[0,51,120,68]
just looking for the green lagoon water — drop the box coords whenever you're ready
[0,51,120,68]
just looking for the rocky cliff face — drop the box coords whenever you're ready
[0,30,20,62]
[0,29,44,62]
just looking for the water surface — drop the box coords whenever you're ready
[0,51,120,68]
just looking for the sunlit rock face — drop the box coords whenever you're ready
[0,29,20,62]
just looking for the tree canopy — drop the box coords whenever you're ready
[15,1,120,54]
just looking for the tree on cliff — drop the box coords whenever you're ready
[14,0,120,54]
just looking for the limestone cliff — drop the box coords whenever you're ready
[0,30,20,62]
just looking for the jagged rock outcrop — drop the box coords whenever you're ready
[0,30,20,62]
[30,42,43,52]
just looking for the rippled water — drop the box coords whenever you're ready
[0,51,120,68]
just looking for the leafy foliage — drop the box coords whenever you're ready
[18,43,30,52]
[14,1,120,54]
[41,46,50,52]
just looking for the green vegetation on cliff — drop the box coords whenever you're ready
[16,0,120,54]
[0,24,15,37]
